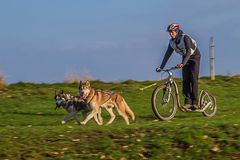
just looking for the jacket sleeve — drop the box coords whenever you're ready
[182,35,193,66]
[160,44,174,69]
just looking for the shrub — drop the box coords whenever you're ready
[64,70,94,84]
[0,70,5,90]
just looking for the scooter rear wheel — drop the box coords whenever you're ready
[199,91,217,117]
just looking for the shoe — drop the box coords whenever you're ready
[191,104,199,110]
[183,104,191,110]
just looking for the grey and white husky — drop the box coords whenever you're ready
[54,90,93,124]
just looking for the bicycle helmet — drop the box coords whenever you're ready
[167,23,180,32]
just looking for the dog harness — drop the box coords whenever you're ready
[98,90,116,105]
[86,89,116,105]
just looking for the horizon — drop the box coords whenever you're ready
[3,74,239,85]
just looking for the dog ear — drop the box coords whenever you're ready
[86,80,90,87]
[55,90,57,96]
[61,90,64,94]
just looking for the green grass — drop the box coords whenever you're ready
[0,76,240,160]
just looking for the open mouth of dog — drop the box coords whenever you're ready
[54,101,60,110]
[81,95,87,101]
[55,99,63,110]
[54,91,65,110]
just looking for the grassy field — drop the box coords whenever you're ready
[0,76,240,160]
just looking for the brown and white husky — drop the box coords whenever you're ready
[79,80,135,125]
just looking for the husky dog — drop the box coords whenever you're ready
[54,90,94,124]
[79,80,135,125]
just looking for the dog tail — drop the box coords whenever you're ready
[123,99,135,121]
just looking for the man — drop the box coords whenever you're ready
[156,23,201,109]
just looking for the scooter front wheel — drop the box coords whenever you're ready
[151,85,177,121]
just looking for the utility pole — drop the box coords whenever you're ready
[210,37,215,80]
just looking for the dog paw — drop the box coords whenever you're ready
[105,122,111,126]
[61,121,66,124]
[80,122,86,125]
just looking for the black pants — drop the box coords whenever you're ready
[182,53,200,105]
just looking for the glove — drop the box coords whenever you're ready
[176,63,184,68]
[156,67,161,72]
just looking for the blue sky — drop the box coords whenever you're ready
[0,0,239,83]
